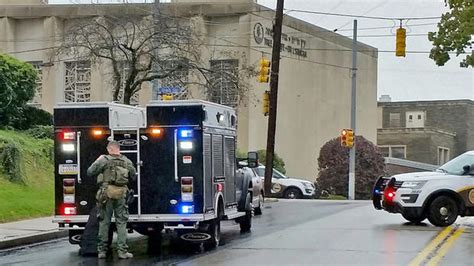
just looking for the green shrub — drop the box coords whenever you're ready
[256,150,286,174]
[0,142,24,184]
[13,106,52,130]
[25,125,53,140]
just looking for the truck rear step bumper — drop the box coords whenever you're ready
[53,213,217,225]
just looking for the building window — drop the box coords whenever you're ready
[64,61,91,102]
[116,62,139,105]
[28,61,43,107]
[156,60,190,100]
[438,147,450,165]
[406,111,425,128]
[389,113,400,127]
[378,145,406,159]
[209,59,239,108]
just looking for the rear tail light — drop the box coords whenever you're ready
[384,186,397,204]
[181,177,193,185]
[63,206,77,215]
[181,177,193,202]
[181,186,193,193]
[62,131,76,140]
[63,178,75,204]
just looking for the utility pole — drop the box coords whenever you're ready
[348,20,357,200]
[264,0,284,196]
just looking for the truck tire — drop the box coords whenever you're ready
[205,203,223,249]
[284,187,302,199]
[402,213,426,224]
[240,192,252,232]
[427,196,459,227]
[69,230,83,245]
[254,193,264,216]
[147,232,163,255]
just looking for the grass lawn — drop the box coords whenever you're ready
[0,130,54,223]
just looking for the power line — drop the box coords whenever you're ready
[285,9,442,21]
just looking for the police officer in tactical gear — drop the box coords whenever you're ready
[87,141,137,259]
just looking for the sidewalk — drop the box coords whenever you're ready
[0,217,67,250]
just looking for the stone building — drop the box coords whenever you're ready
[0,0,378,181]
[377,99,474,166]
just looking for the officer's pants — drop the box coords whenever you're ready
[97,197,129,254]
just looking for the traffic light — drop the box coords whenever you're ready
[162,94,174,100]
[346,129,354,148]
[341,129,354,148]
[257,58,271,83]
[396,27,406,57]
[262,90,270,116]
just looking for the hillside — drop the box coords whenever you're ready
[0,130,54,223]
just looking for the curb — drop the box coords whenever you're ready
[265,198,279,203]
[0,230,68,250]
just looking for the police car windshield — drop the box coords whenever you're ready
[437,153,474,175]
[256,167,287,179]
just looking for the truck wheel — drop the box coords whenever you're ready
[254,193,264,216]
[205,205,223,249]
[240,192,252,233]
[147,232,163,255]
[284,187,302,199]
[69,230,83,245]
[402,213,426,224]
[427,196,459,227]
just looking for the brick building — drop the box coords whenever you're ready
[377,99,474,165]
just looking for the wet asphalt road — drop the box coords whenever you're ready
[1,200,474,265]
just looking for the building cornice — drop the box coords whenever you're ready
[0,2,378,58]
[377,127,456,137]
[378,99,474,108]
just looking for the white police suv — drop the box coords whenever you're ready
[253,166,316,199]
[373,151,474,226]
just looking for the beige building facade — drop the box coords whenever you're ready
[0,0,378,181]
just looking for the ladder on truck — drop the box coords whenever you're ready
[110,128,143,216]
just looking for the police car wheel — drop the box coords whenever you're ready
[402,213,426,224]
[284,188,302,199]
[427,196,459,227]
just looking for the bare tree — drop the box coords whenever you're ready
[58,9,254,106]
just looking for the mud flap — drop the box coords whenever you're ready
[79,207,99,257]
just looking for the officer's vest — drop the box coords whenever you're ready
[100,155,130,186]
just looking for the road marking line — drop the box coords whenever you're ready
[408,226,454,266]
[426,226,465,266]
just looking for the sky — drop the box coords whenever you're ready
[257,0,473,101]
[50,0,473,101]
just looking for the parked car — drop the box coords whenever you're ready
[237,161,264,215]
[253,166,317,199]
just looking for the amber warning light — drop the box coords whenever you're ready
[150,128,163,136]
[92,129,104,136]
